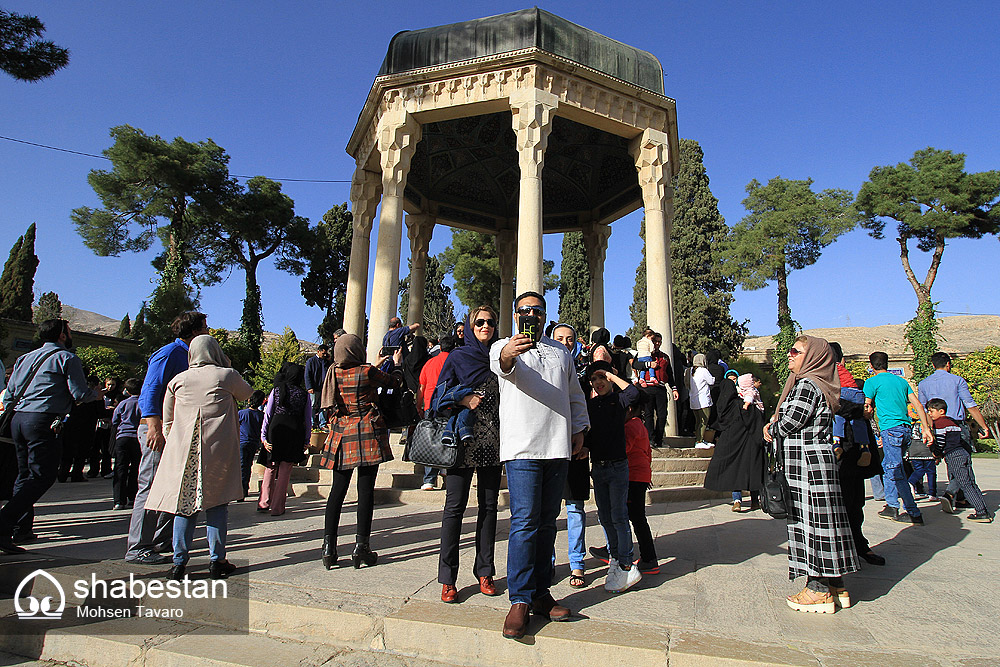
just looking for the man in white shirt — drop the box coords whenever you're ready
[490,292,589,640]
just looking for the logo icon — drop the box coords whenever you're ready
[14,569,66,620]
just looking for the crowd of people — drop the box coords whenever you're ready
[0,303,994,635]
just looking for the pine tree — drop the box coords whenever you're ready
[558,232,590,336]
[0,223,38,321]
[399,255,456,339]
[116,313,131,338]
[33,291,62,324]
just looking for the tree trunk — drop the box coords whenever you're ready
[241,260,263,364]
[898,235,942,307]
[776,263,790,323]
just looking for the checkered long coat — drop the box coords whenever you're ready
[319,365,399,470]
[772,379,859,580]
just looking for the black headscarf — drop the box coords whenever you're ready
[437,310,499,391]
[273,361,305,412]
[589,327,612,363]
[402,335,429,393]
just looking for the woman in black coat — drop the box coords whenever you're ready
[704,373,765,512]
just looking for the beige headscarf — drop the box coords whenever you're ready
[692,353,707,368]
[776,335,840,415]
[321,334,367,412]
[188,334,231,369]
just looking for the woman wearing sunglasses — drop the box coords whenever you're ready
[764,336,858,614]
[432,306,503,603]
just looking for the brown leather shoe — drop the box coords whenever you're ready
[441,584,458,603]
[502,603,530,639]
[479,576,497,596]
[530,593,571,621]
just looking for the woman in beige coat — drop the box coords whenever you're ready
[145,335,253,580]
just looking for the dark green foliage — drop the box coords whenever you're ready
[731,357,781,415]
[116,313,131,339]
[0,10,69,81]
[0,223,38,321]
[33,291,62,324]
[439,229,557,311]
[130,302,146,342]
[726,176,858,345]
[143,252,198,353]
[75,346,138,383]
[558,232,590,336]
[210,328,254,378]
[857,147,1000,308]
[399,255,456,339]
[904,302,941,382]
[628,219,647,343]
[772,315,800,385]
[301,203,353,344]
[249,328,302,393]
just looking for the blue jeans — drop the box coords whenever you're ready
[172,504,228,566]
[422,466,441,486]
[880,425,921,516]
[591,459,632,566]
[908,460,936,496]
[870,473,884,500]
[240,443,259,496]
[504,458,568,605]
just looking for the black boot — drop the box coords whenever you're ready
[322,536,337,570]
[351,544,377,569]
[209,559,236,580]
[168,564,186,581]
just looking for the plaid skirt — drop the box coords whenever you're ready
[783,434,859,580]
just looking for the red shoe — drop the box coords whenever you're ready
[441,584,458,603]
[479,576,497,596]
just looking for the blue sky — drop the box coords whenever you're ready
[2,1,998,342]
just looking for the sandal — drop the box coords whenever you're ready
[785,587,836,614]
[569,572,586,588]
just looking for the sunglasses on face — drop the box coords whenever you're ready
[474,318,495,328]
[788,348,803,357]
[516,305,545,316]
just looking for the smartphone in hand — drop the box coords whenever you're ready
[517,315,539,348]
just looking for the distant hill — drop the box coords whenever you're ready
[742,315,1000,356]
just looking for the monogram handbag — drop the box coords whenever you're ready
[403,417,459,469]
[761,435,791,520]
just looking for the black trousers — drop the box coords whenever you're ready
[112,436,141,505]
[89,427,113,476]
[838,463,870,555]
[59,420,93,478]
[324,464,379,546]
[0,412,62,536]
[641,385,668,446]
[438,465,503,585]
[627,481,656,563]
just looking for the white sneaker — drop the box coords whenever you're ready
[604,560,624,592]
[694,442,714,450]
[420,483,434,491]
[616,564,643,592]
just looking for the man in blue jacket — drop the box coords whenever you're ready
[124,312,208,564]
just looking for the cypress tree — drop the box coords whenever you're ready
[33,291,62,324]
[117,313,131,338]
[0,223,38,321]
[557,232,590,336]
[628,219,648,343]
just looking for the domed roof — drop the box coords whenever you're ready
[378,8,664,94]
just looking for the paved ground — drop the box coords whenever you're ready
[3,459,999,665]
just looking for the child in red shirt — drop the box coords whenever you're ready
[625,396,658,573]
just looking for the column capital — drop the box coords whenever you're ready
[377,110,422,198]
[629,128,674,209]
[581,221,612,267]
[406,214,434,266]
[496,229,518,282]
[510,88,559,178]
[350,167,382,234]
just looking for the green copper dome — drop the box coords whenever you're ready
[378,8,664,94]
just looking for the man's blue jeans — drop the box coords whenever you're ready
[172,504,228,566]
[880,425,921,517]
[591,459,633,566]
[505,458,568,605]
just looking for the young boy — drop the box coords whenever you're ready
[110,378,142,510]
[926,398,992,522]
[585,361,642,593]
[907,404,937,501]
[239,390,267,500]
[624,394,658,573]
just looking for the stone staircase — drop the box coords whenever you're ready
[264,433,727,507]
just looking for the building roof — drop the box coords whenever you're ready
[378,8,664,94]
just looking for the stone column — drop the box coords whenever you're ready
[496,229,517,336]
[367,111,421,363]
[510,88,558,296]
[631,128,677,436]
[405,214,434,326]
[581,221,612,335]
[343,166,382,338]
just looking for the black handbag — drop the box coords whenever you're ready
[403,417,459,469]
[761,435,791,520]
[377,387,421,429]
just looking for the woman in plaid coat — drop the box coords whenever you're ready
[764,335,858,614]
[318,334,402,569]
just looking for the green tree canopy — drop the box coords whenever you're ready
[116,313,131,338]
[0,10,69,81]
[198,176,311,364]
[249,328,304,393]
[726,177,858,381]
[0,223,38,322]
[300,203,353,344]
[558,232,590,336]
[399,255,456,339]
[856,147,1000,308]
[75,346,139,383]
[33,291,62,324]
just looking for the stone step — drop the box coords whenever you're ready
[651,445,713,459]
[650,471,708,487]
[650,457,710,472]
[646,486,729,503]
